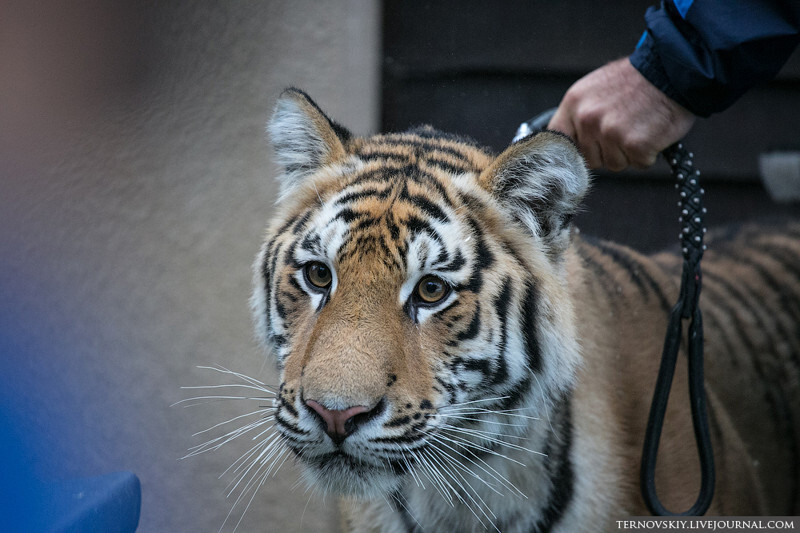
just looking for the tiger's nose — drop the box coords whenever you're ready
[304,399,378,445]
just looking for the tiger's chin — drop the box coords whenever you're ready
[299,451,405,498]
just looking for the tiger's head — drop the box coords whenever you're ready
[252,89,589,499]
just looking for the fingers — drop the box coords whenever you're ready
[546,58,696,172]
[551,106,627,170]
[599,143,630,172]
[547,106,576,140]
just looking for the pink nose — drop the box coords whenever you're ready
[304,399,371,444]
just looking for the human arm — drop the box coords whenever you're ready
[547,57,694,170]
[549,0,800,171]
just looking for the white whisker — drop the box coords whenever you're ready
[438,396,511,409]
[426,446,496,530]
[441,415,528,427]
[436,429,529,467]
[191,410,272,437]
[177,365,291,532]
[440,424,547,459]
[428,434,525,499]
[442,409,539,421]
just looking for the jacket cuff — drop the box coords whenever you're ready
[629,31,703,117]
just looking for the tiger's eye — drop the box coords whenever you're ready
[305,262,332,289]
[416,275,447,304]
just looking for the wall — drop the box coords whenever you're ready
[0,1,380,531]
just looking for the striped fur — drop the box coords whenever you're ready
[252,89,800,531]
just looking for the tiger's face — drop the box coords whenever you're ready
[252,89,589,499]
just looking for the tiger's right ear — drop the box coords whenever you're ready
[478,131,590,259]
[267,88,352,200]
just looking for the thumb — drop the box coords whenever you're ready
[547,106,576,139]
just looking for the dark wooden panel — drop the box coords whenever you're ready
[384,0,800,79]
[576,177,800,252]
[381,0,800,250]
[383,0,653,76]
[382,75,800,181]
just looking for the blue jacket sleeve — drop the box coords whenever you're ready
[629,0,800,117]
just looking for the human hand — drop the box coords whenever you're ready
[548,58,696,171]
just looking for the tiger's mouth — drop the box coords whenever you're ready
[303,450,409,475]
[297,449,413,497]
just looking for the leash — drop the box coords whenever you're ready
[640,143,714,516]
[513,112,715,516]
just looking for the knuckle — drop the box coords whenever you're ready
[576,106,602,129]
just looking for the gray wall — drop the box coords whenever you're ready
[0,2,380,531]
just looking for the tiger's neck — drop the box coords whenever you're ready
[384,391,577,533]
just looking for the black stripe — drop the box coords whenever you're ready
[498,237,528,270]
[498,375,532,412]
[460,356,491,378]
[332,207,364,224]
[272,334,286,347]
[470,217,495,269]
[377,137,475,164]
[404,214,440,240]
[521,280,543,374]
[274,278,288,321]
[386,210,401,241]
[490,278,513,386]
[333,186,392,206]
[274,212,300,237]
[359,151,411,163]
[437,249,465,272]
[591,238,672,312]
[455,303,482,342]
[753,242,800,285]
[706,265,798,357]
[291,210,313,235]
[261,244,274,331]
[386,416,411,428]
[703,270,799,506]
[454,217,494,294]
[279,399,298,419]
[347,166,397,187]
[299,232,321,254]
[435,375,457,405]
[399,185,450,224]
[424,157,472,175]
[530,395,574,533]
[574,240,619,295]
[371,433,427,445]
[390,491,421,533]
[723,249,800,338]
[408,168,454,207]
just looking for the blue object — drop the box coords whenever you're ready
[1,459,141,533]
[630,0,800,117]
[39,471,142,533]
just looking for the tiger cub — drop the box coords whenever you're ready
[253,88,800,531]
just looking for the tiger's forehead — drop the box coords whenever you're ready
[285,129,496,277]
[351,129,494,176]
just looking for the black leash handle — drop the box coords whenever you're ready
[640,143,714,516]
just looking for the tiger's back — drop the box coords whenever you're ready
[658,222,800,513]
[251,89,800,531]
[569,223,800,518]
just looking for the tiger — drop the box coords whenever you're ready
[251,88,800,532]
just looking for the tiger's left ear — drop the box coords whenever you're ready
[267,88,352,200]
[479,131,590,258]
